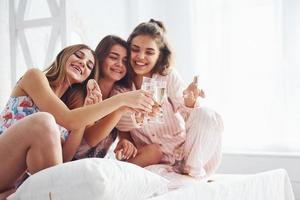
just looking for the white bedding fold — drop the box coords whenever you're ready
[146,166,295,200]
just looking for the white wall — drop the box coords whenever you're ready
[0,0,11,108]
[217,153,300,200]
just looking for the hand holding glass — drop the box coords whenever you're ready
[183,75,205,107]
[153,79,166,123]
[140,77,166,124]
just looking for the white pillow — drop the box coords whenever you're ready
[8,158,169,200]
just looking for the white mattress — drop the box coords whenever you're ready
[146,165,295,200]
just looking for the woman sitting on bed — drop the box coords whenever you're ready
[112,19,224,178]
[0,44,155,196]
[65,35,162,166]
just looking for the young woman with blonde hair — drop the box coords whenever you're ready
[0,43,154,197]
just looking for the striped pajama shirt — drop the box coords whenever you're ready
[112,70,224,178]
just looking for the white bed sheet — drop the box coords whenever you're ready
[146,165,295,200]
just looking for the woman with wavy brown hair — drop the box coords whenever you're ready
[63,36,160,165]
[113,19,224,178]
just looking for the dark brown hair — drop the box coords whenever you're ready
[127,19,173,76]
[95,35,133,88]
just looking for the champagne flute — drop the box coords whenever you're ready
[141,77,155,92]
[153,79,167,123]
[139,77,156,124]
[141,77,167,124]
[155,81,166,105]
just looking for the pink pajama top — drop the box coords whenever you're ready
[112,70,198,165]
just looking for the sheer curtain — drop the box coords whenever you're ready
[130,0,300,153]
[190,0,300,153]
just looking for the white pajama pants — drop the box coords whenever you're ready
[182,107,224,178]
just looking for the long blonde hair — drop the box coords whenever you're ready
[44,44,99,89]
[44,44,99,108]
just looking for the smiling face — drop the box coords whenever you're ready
[65,48,95,84]
[130,35,160,77]
[101,44,127,82]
